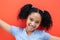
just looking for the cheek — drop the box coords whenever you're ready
[26,19,30,25]
[36,23,40,28]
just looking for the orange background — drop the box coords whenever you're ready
[0,0,60,40]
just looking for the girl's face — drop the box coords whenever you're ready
[26,12,42,32]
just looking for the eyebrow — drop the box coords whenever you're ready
[30,17,40,22]
[35,20,40,23]
[30,17,34,20]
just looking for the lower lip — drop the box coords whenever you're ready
[28,24,35,29]
[29,26,34,29]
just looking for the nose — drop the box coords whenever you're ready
[30,22,35,27]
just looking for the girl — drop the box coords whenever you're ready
[0,4,60,40]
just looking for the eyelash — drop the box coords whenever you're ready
[30,18,33,21]
[35,21,39,23]
[30,18,39,23]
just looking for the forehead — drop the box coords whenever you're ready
[28,12,41,20]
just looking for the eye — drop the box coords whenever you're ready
[30,18,33,21]
[35,21,40,24]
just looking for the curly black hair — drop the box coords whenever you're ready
[18,4,53,30]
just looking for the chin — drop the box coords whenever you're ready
[28,28,35,32]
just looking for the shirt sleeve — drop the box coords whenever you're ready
[43,31,51,40]
[10,25,21,36]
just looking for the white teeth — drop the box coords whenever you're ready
[30,25,35,28]
[28,24,35,28]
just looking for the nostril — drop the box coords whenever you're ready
[31,22,35,25]
[30,24,35,28]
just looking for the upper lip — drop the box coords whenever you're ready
[30,25,35,28]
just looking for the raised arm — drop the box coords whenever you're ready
[49,36,60,40]
[0,19,11,33]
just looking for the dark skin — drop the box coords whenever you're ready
[26,12,41,35]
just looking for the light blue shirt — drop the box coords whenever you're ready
[10,25,51,40]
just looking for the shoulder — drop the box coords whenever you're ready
[10,25,23,36]
[35,30,51,40]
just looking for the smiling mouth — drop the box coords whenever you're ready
[28,24,35,28]
[30,26,36,28]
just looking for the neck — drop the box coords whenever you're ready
[25,28,33,36]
